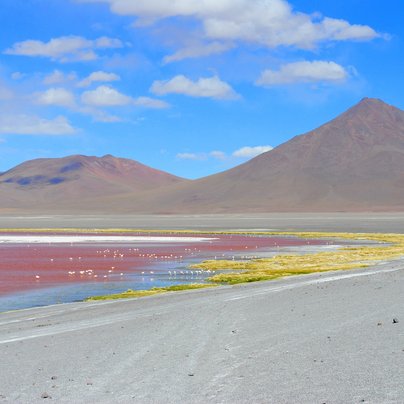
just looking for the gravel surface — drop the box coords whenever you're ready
[2,212,404,233]
[0,261,403,403]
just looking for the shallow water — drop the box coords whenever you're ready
[0,232,330,311]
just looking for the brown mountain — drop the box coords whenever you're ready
[129,97,404,213]
[0,154,186,212]
[1,97,404,213]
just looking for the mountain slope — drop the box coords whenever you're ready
[0,154,186,211]
[132,98,404,213]
[1,97,404,213]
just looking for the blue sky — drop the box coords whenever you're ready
[0,0,402,179]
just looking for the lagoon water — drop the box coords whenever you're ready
[0,263,210,312]
[0,232,329,311]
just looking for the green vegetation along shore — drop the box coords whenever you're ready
[191,232,404,284]
[86,283,216,301]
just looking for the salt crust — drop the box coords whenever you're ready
[0,235,218,244]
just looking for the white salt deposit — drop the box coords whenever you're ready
[0,235,218,244]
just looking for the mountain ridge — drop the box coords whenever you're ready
[1,97,404,213]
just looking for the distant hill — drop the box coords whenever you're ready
[0,154,186,212]
[1,97,404,213]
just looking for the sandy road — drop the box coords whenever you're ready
[1,261,403,403]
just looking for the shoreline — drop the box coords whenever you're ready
[1,259,400,317]
[0,231,327,311]
[1,228,403,308]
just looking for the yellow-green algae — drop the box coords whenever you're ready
[191,232,404,284]
[86,283,217,301]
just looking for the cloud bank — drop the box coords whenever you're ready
[177,145,273,161]
[36,88,76,108]
[0,115,76,135]
[5,36,123,62]
[151,75,239,100]
[233,146,274,158]
[256,61,349,86]
[79,0,379,56]
[82,85,169,109]
[78,71,121,87]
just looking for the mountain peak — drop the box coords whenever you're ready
[347,97,400,116]
[322,97,404,136]
[358,97,386,105]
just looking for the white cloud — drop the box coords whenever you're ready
[321,17,378,41]
[163,42,233,64]
[78,71,121,87]
[256,61,348,86]
[0,114,76,135]
[133,96,169,109]
[233,146,273,158]
[79,0,380,52]
[94,37,123,48]
[81,85,169,110]
[36,88,76,108]
[5,35,123,62]
[81,85,132,106]
[43,70,77,85]
[210,150,227,160]
[93,112,122,123]
[176,152,206,161]
[151,75,239,100]
[79,107,123,123]
[176,151,227,161]
[177,146,273,161]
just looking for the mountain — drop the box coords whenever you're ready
[1,97,404,213]
[0,154,186,212]
[130,97,404,213]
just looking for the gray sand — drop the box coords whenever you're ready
[0,214,403,403]
[0,262,403,403]
[2,212,404,232]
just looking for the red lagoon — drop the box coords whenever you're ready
[0,232,328,296]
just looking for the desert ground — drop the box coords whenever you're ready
[0,214,403,403]
[2,212,404,232]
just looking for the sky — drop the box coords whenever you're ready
[0,0,402,179]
